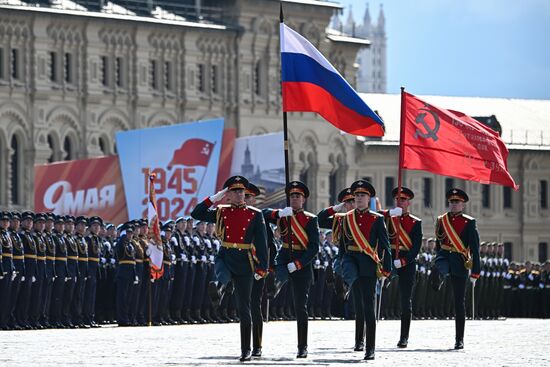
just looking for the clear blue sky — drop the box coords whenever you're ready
[338,0,550,99]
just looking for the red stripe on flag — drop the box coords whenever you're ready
[282,82,385,137]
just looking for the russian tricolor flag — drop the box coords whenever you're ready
[280,23,385,137]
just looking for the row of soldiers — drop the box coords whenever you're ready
[2,210,548,332]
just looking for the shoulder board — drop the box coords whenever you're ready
[217,204,231,209]
[532,270,540,275]
[303,211,317,218]
[246,205,261,213]
[437,213,446,220]
[369,210,384,218]
[519,269,526,273]
[408,214,422,222]
[334,212,347,217]
[462,214,475,220]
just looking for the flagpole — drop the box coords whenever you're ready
[395,87,407,260]
[280,3,293,261]
[147,169,153,327]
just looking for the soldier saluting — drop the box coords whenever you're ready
[191,176,268,362]
[431,188,481,349]
[379,187,422,348]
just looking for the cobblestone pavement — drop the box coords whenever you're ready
[2,319,549,366]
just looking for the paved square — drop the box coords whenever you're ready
[1,319,548,366]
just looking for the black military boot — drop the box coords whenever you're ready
[194,309,206,324]
[454,317,465,349]
[239,324,252,362]
[252,322,263,357]
[185,309,198,324]
[354,318,365,351]
[364,326,376,360]
[397,314,411,348]
[296,321,308,358]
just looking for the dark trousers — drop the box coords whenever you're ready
[450,275,467,340]
[52,277,67,324]
[16,278,33,325]
[0,276,12,326]
[83,275,98,323]
[9,274,23,325]
[116,277,133,325]
[192,265,207,310]
[72,276,86,324]
[290,275,312,324]
[170,263,188,316]
[182,265,196,311]
[397,264,416,317]
[61,278,75,323]
[30,275,46,325]
[42,277,54,323]
[233,274,253,326]
[356,277,378,349]
[251,277,265,348]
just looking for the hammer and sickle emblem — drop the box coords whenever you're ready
[414,104,440,141]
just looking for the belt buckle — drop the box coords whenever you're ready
[233,243,237,248]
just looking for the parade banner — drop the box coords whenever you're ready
[116,119,224,221]
[34,156,128,223]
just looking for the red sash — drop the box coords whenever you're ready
[345,211,381,264]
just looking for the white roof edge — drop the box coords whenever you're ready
[282,0,343,10]
[0,4,228,30]
[326,33,371,46]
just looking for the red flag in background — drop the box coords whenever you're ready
[168,138,215,168]
[401,92,519,190]
[147,173,164,280]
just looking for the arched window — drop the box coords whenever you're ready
[47,133,61,163]
[10,134,22,205]
[99,136,107,155]
[64,135,74,161]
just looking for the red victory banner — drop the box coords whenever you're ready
[34,156,128,223]
[167,138,215,168]
[400,91,519,190]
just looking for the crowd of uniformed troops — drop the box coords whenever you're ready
[1,177,549,361]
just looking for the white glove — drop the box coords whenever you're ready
[201,255,207,262]
[519,284,525,289]
[480,270,485,276]
[278,207,293,218]
[171,254,176,261]
[182,254,188,262]
[315,259,321,266]
[21,276,25,282]
[209,187,228,203]
[393,259,402,269]
[324,245,330,252]
[0,275,3,280]
[333,247,339,255]
[254,273,263,281]
[420,266,426,274]
[213,239,220,247]
[52,277,55,282]
[324,261,329,267]
[209,255,215,262]
[184,237,191,246]
[103,242,111,251]
[64,277,69,282]
[287,262,297,273]
[204,239,212,248]
[191,255,197,264]
[389,207,403,216]
[528,274,534,281]
[11,272,17,281]
[134,276,139,285]
[101,257,107,264]
[193,236,200,245]
[110,258,116,265]
[470,277,477,285]
[333,202,345,212]
[32,276,36,283]
[539,283,544,289]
